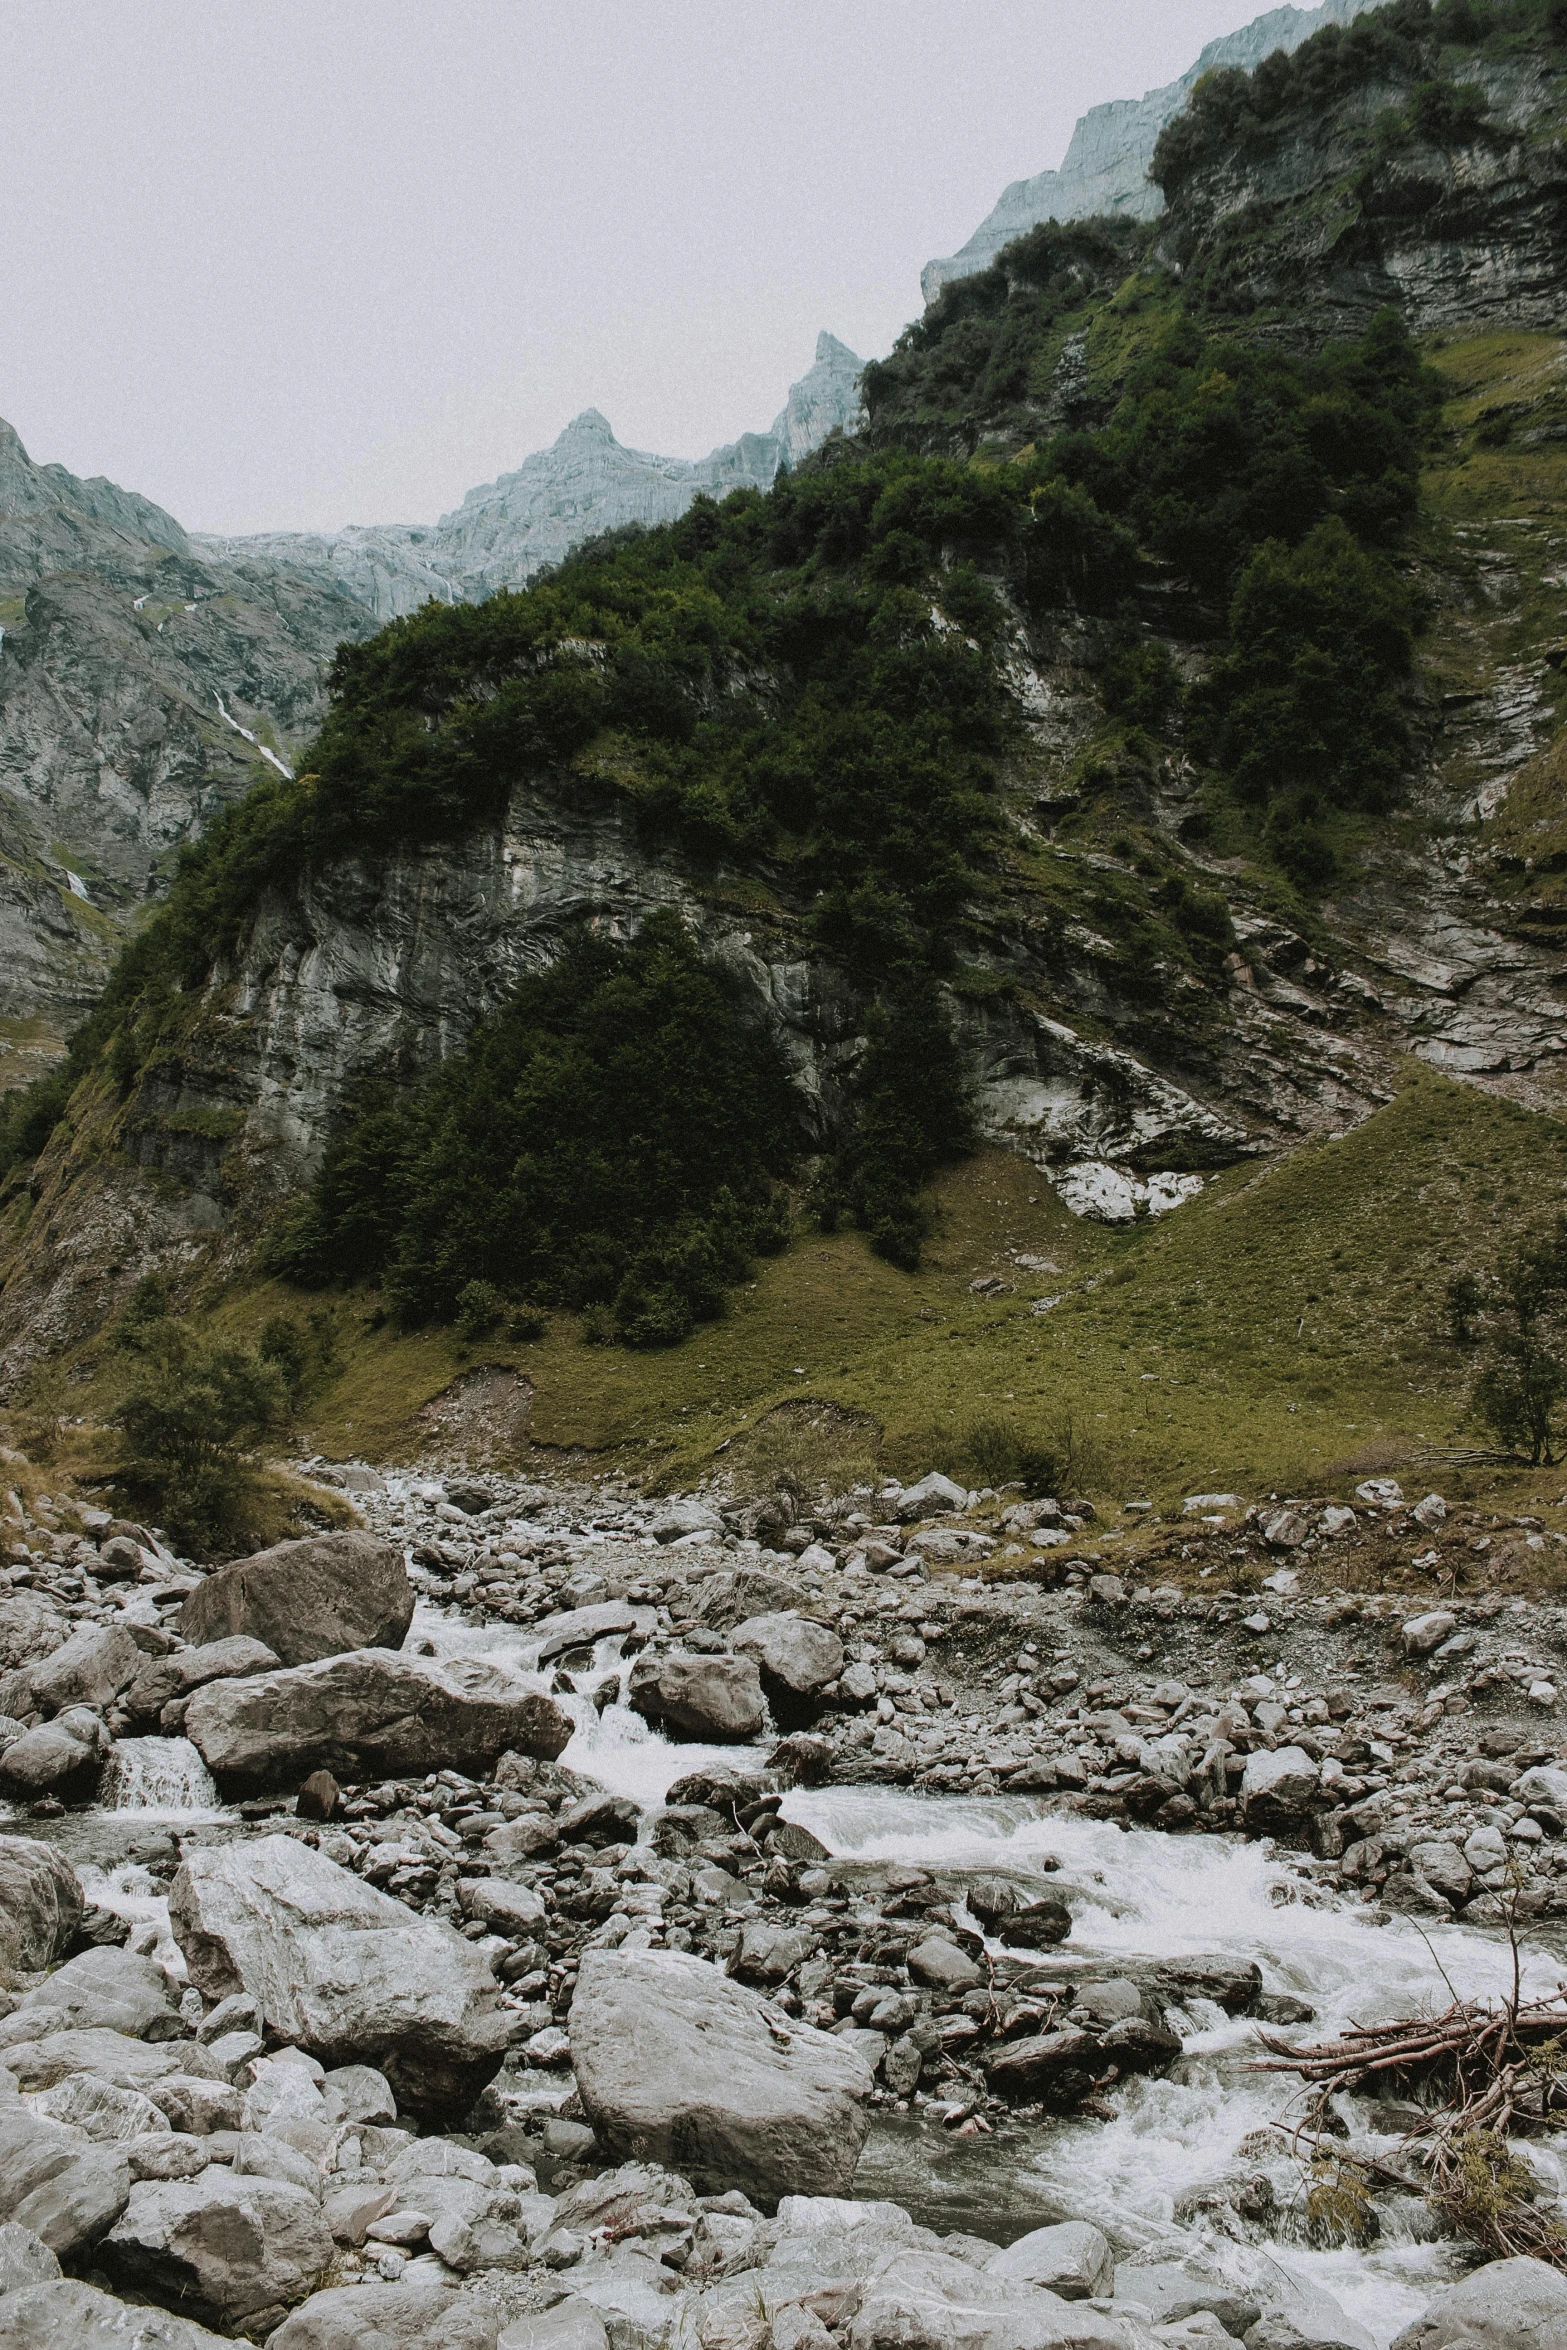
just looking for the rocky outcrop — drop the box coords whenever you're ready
[168,1836,513,2120]
[568,1947,874,2200]
[921,0,1372,299]
[183,1651,572,1788]
[176,1530,412,1665]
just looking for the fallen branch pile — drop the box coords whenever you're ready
[1254,1990,1567,2264]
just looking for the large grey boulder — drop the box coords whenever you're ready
[184,1649,571,1788]
[0,2108,130,2255]
[178,1530,413,1665]
[534,1603,644,1662]
[0,2221,60,2296]
[1390,2255,1567,2347]
[5,1950,181,2043]
[0,1597,66,1674]
[685,1566,803,1629]
[0,2034,206,2097]
[570,1946,872,2201]
[731,1614,844,1720]
[102,2172,333,2329]
[22,2077,170,2146]
[627,1653,765,1742]
[849,2246,1128,2346]
[1240,1747,1320,1821]
[988,2221,1115,2300]
[26,1627,142,1716]
[0,2279,233,2350]
[122,1637,280,1723]
[0,1711,110,1798]
[893,1473,970,1522]
[271,2280,507,2350]
[0,1839,82,1975]
[169,1834,512,2120]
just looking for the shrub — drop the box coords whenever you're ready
[455,1280,506,1343]
[114,1320,289,1555]
[1451,1214,1567,1462]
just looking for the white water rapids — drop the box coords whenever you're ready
[50,1597,1567,2342]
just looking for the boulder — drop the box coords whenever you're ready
[183,1650,571,1788]
[0,2222,60,2297]
[982,2028,1103,2105]
[7,1950,180,2042]
[0,2108,130,2255]
[0,1839,82,1974]
[1512,1765,1567,1815]
[102,2172,333,2328]
[0,2035,206,2098]
[1402,1611,1458,1658]
[271,2280,507,2350]
[1240,1747,1320,1821]
[0,1712,110,1798]
[569,1946,873,2201]
[26,1628,142,1717]
[649,1500,725,1543]
[908,1937,985,1992]
[534,1603,642,1663]
[498,2308,607,2350]
[731,1615,844,1722]
[0,2280,233,2350]
[988,2220,1114,2301]
[168,1835,511,2121]
[0,1598,65,1674]
[850,2246,1128,2347]
[177,1531,413,1667]
[121,1638,280,1723]
[627,1653,765,1742]
[1390,2254,1567,2347]
[686,1568,803,1629]
[893,1474,970,1522]
[22,2078,169,2146]
[458,1878,548,1935]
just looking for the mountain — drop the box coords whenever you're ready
[193,334,866,621]
[0,334,862,1052]
[920,0,1373,300]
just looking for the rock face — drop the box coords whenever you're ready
[626,1653,766,1743]
[183,1649,571,1788]
[168,1835,513,2119]
[569,1947,873,2201]
[921,0,1372,296]
[0,1840,82,1973]
[177,1530,413,1665]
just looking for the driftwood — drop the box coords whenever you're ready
[1254,1986,1567,2264]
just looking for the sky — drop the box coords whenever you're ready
[7,0,1272,536]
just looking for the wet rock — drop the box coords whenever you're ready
[570,1946,873,2201]
[731,1615,844,1723]
[0,1711,109,1798]
[7,1950,181,2043]
[988,2219,1114,2299]
[168,1834,511,2122]
[296,1768,340,1820]
[178,1530,414,1666]
[26,1627,142,1716]
[627,1653,765,1742]
[101,2172,333,2328]
[1240,1748,1319,1822]
[534,1603,642,1662]
[0,2279,233,2350]
[184,1650,571,1788]
[982,2027,1103,2105]
[0,2108,131,2256]
[122,1637,281,1723]
[0,1839,82,1974]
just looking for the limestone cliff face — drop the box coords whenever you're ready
[920,0,1372,301]
[1158,52,1567,339]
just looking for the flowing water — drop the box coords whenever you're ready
[99,1735,226,1819]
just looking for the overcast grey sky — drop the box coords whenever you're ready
[7,1,1264,535]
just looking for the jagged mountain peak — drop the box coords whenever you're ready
[556,407,618,443]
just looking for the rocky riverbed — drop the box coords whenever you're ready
[3,1461,1567,2346]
